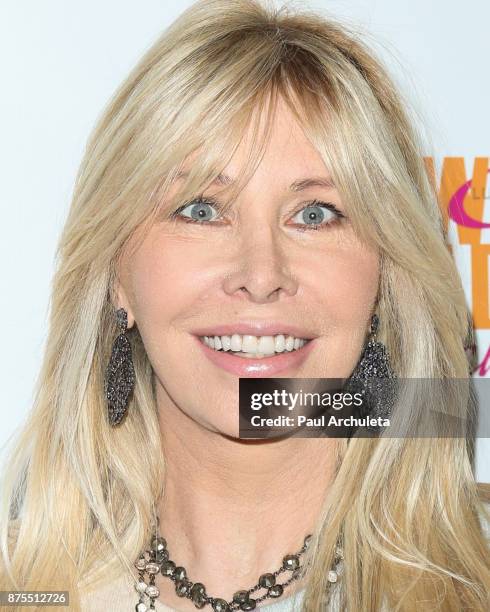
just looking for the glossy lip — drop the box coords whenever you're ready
[194,334,317,377]
[191,322,319,340]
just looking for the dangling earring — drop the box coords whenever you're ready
[344,313,397,425]
[105,307,135,426]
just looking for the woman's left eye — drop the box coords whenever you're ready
[290,201,345,230]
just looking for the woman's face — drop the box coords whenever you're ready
[117,98,380,437]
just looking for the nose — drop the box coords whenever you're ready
[222,226,299,304]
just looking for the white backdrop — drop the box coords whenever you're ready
[0,0,488,482]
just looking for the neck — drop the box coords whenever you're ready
[155,386,337,606]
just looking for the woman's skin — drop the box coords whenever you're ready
[116,96,379,608]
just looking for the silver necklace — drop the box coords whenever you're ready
[134,518,343,611]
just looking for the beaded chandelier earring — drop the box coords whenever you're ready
[104,307,135,426]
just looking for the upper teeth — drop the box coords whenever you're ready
[200,334,308,355]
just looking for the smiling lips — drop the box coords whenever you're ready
[189,317,317,377]
[192,325,317,377]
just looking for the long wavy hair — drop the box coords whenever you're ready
[1,1,489,610]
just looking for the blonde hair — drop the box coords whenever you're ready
[1,1,489,610]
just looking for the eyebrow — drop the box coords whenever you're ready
[175,171,336,191]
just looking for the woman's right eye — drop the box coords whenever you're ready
[172,197,220,223]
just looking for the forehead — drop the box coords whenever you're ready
[180,96,333,191]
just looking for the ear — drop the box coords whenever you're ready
[113,274,136,330]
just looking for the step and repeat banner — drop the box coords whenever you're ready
[428,156,490,377]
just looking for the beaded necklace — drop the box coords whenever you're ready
[134,519,343,611]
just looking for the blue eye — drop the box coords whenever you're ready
[291,201,344,229]
[174,197,220,223]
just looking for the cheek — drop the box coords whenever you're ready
[327,250,378,321]
[298,241,379,377]
[127,234,215,326]
[303,241,379,323]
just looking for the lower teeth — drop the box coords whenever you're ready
[202,339,308,356]
[231,351,276,359]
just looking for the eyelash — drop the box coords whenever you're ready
[170,195,345,230]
